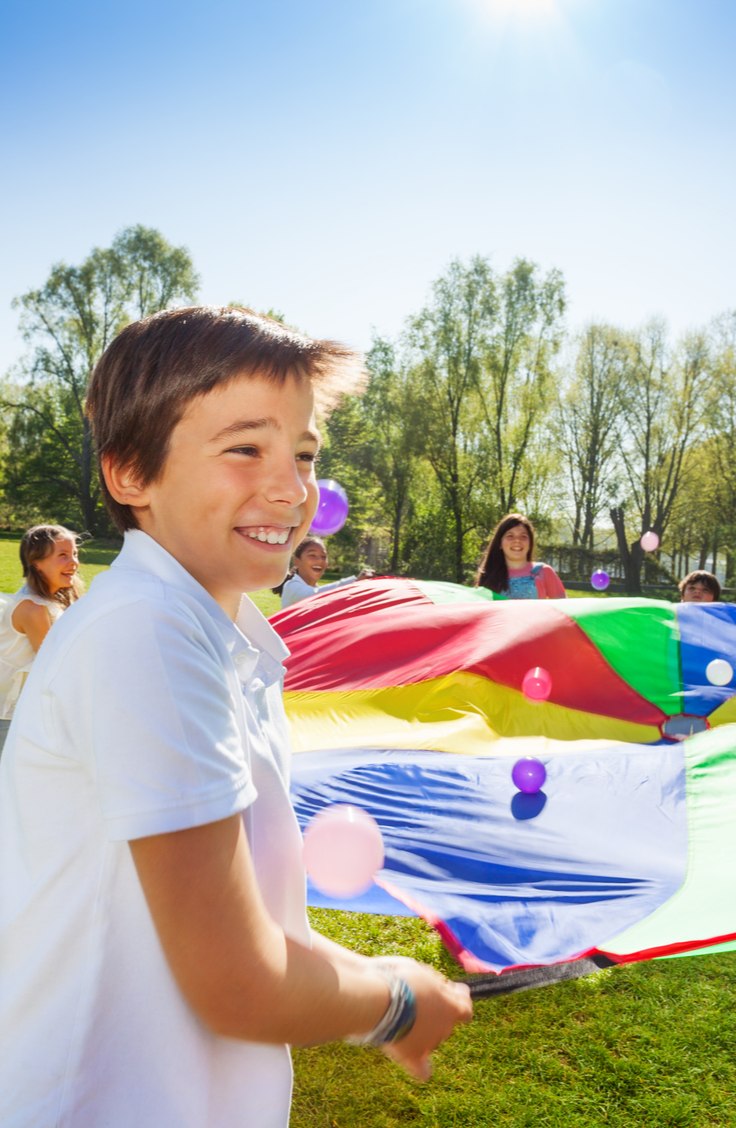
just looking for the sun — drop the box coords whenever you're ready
[468,0,563,25]
[487,0,558,14]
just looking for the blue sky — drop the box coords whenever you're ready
[1,0,734,371]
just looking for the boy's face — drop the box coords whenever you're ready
[682,582,715,603]
[132,373,320,614]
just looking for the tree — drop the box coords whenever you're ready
[476,258,566,513]
[610,322,711,592]
[406,258,497,583]
[5,226,200,533]
[362,338,424,571]
[702,311,736,580]
[557,324,627,549]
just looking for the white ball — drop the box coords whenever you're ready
[706,658,733,687]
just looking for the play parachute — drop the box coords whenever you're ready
[272,578,736,973]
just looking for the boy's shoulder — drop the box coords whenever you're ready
[43,565,218,668]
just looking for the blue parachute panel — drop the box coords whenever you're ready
[678,603,736,716]
[291,745,688,971]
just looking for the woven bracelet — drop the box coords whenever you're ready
[345,970,417,1047]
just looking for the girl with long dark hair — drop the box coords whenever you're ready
[475,513,566,599]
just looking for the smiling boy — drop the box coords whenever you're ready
[0,307,470,1128]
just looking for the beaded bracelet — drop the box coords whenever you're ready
[345,969,417,1047]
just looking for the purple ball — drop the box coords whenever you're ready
[511,757,547,795]
[591,570,610,591]
[310,479,349,536]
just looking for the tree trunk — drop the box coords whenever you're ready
[609,506,643,593]
[80,418,99,535]
[453,502,464,584]
[389,494,404,573]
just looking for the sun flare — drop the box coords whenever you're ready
[471,0,562,24]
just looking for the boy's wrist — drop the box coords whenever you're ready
[345,969,416,1047]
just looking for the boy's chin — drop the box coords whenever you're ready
[241,560,291,594]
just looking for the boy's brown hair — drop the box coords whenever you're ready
[678,570,721,600]
[86,306,367,533]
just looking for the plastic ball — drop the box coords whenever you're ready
[591,570,610,591]
[705,658,733,687]
[512,757,547,795]
[521,666,553,703]
[310,479,349,536]
[302,804,384,898]
[640,531,660,552]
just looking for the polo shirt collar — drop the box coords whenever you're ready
[113,530,289,681]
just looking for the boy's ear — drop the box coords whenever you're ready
[102,455,152,509]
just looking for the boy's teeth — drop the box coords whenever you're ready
[246,527,291,544]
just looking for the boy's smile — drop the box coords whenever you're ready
[114,373,321,617]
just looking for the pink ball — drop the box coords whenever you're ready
[302,805,385,898]
[521,666,553,703]
[640,531,659,552]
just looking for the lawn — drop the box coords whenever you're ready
[7,540,732,1124]
[0,534,282,617]
[295,911,736,1128]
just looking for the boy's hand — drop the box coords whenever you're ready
[356,568,377,581]
[372,959,472,1081]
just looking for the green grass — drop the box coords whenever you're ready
[0,535,120,592]
[0,535,283,615]
[294,910,736,1128]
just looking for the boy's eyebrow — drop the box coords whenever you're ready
[211,417,321,445]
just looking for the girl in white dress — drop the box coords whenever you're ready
[0,524,83,752]
[276,535,375,609]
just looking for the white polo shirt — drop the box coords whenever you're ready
[0,530,310,1128]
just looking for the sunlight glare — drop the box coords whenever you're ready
[470,0,563,25]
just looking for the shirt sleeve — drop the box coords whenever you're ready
[316,576,356,596]
[538,564,567,599]
[49,596,258,841]
[281,575,317,609]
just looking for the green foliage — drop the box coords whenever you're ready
[4,225,199,533]
[314,394,383,573]
[556,324,628,550]
[319,256,566,583]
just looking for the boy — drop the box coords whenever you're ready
[0,307,471,1127]
[679,570,721,602]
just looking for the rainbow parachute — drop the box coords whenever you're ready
[272,578,736,973]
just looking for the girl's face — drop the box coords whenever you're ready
[501,524,531,566]
[296,544,328,583]
[34,536,79,594]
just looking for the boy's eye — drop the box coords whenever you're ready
[297,451,318,463]
[227,445,259,457]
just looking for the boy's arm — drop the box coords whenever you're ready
[130,813,471,1077]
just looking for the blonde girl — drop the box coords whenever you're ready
[0,525,83,751]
